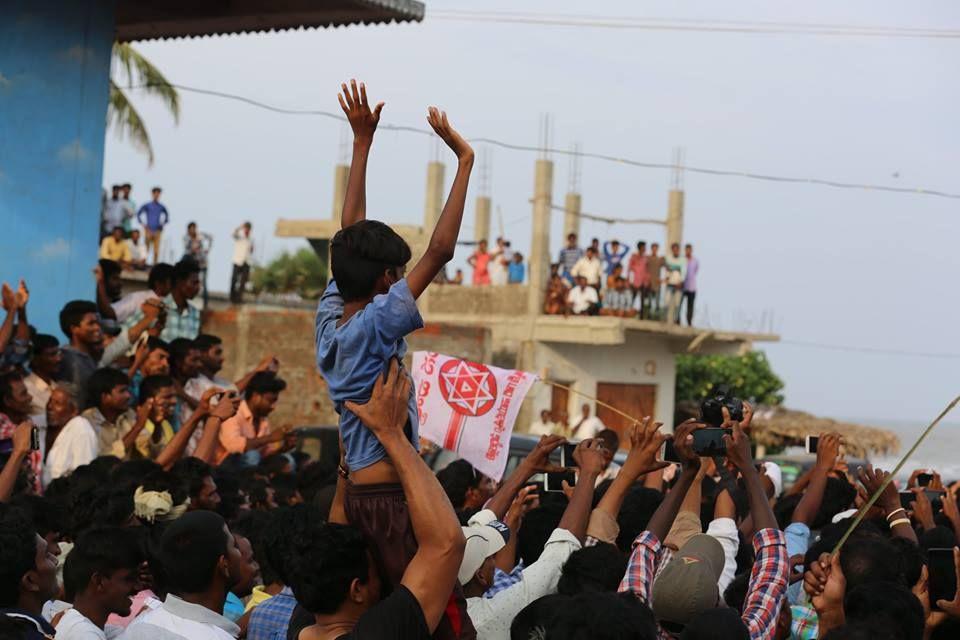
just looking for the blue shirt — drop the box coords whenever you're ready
[248,587,296,640]
[508,262,525,283]
[315,279,424,471]
[558,247,583,272]
[603,242,629,274]
[137,201,169,231]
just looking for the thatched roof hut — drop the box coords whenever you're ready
[749,406,900,458]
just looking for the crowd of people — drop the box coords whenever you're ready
[1,79,957,640]
[546,234,700,325]
[466,238,527,286]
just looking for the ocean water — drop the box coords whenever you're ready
[858,419,960,482]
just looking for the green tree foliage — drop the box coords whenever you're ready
[251,248,326,299]
[676,351,785,406]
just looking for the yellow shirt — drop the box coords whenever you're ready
[243,585,274,613]
[100,236,132,262]
[136,419,174,459]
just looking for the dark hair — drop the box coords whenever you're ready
[212,472,245,522]
[139,374,175,406]
[813,477,858,529]
[436,460,482,511]
[0,616,33,640]
[271,473,301,507]
[891,537,925,588]
[84,367,130,410]
[140,470,189,507]
[773,493,803,529]
[281,517,370,615]
[32,334,59,355]
[147,263,175,290]
[617,487,664,552]
[193,334,222,352]
[636,241,646,250]
[167,338,198,372]
[160,510,230,594]
[840,534,904,592]
[822,624,898,640]
[146,336,170,355]
[59,300,98,339]
[545,592,658,640]
[245,372,287,400]
[259,454,291,478]
[152,186,162,192]
[511,594,571,639]
[0,505,38,607]
[519,502,566,565]
[723,572,750,613]
[330,220,412,301]
[9,495,66,540]
[558,543,627,595]
[63,527,142,601]
[844,581,924,640]
[229,511,280,586]
[243,478,273,510]
[0,371,24,413]
[171,458,214,500]
[99,258,122,280]
[919,525,958,552]
[681,608,749,640]
[110,459,163,491]
[172,257,201,284]
[596,429,620,453]
[70,487,136,537]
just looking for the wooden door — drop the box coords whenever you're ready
[550,383,571,427]
[596,382,657,446]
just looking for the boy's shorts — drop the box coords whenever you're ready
[345,482,476,640]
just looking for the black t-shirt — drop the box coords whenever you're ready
[287,586,430,640]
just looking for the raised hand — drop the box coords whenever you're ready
[815,432,842,472]
[427,107,474,163]
[672,419,703,470]
[573,438,607,477]
[911,487,936,532]
[339,79,384,143]
[15,280,28,309]
[856,464,899,513]
[721,408,754,471]
[212,391,242,421]
[519,434,566,475]
[1,283,14,312]
[935,548,960,618]
[12,421,34,455]
[345,359,411,439]
[622,416,669,479]
[197,387,225,417]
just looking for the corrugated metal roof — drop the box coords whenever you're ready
[116,0,425,43]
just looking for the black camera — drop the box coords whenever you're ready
[700,386,744,428]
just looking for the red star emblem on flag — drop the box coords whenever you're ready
[438,359,498,417]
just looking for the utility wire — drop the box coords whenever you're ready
[776,339,960,360]
[127,82,960,201]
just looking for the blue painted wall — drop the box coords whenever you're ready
[0,0,115,336]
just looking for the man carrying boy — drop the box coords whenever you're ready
[315,80,474,638]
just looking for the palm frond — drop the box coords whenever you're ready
[112,43,180,122]
[108,79,154,165]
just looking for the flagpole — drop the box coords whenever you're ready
[540,379,644,427]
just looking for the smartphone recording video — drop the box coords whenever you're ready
[692,428,730,457]
[928,548,958,611]
[806,435,819,454]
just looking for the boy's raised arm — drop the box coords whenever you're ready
[339,79,384,229]
[406,108,474,299]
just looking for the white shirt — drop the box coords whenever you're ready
[182,373,234,455]
[566,286,598,314]
[128,239,147,262]
[121,594,240,640]
[707,517,740,594]
[466,510,581,640]
[23,372,53,417]
[44,415,98,487]
[112,290,155,324]
[596,461,622,485]
[528,419,556,437]
[232,230,253,266]
[570,256,603,286]
[56,608,108,640]
[573,415,605,439]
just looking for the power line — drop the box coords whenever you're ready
[429,10,960,39]
[776,339,960,360]
[127,82,960,201]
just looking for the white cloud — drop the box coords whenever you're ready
[32,238,71,262]
[57,139,91,165]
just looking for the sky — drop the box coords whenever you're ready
[102,0,960,424]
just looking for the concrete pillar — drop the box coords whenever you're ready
[0,0,115,334]
[331,163,349,224]
[424,161,445,230]
[474,196,491,244]
[528,159,554,315]
[666,189,685,248]
[563,192,581,240]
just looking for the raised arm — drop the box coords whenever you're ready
[0,421,32,502]
[858,465,918,543]
[406,109,475,299]
[722,415,777,532]
[558,439,606,543]
[595,417,668,527]
[791,433,840,526]
[645,420,702,541]
[345,360,465,633]
[192,391,242,464]
[483,434,565,520]
[338,79,384,229]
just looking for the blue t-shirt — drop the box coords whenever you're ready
[508,262,525,283]
[315,279,424,471]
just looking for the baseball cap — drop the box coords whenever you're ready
[457,519,510,586]
[762,462,783,498]
[651,534,725,627]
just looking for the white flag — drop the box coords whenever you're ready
[412,351,538,481]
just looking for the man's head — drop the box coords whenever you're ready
[59,300,102,347]
[243,221,252,234]
[142,337,170,376]
[540,409,552,423]
[159,510,249,598]
[615,276,627,291]
[111,185,121,197]
[193,334,224,375]
[63,527,141,615]
[581,403,591,418]
[557,543,627,595]
[187,222,197,236]
[129,229,141,245]
[611,240,620,250]
[231,533,260,598]
[590,238,600,250]
[245,372,286,418]
[120,183,131,197]
[685,244,693,259]
[567,232,578,247]
[139,375,176,422]
[168,338,202,381]
[544,593,659,640]
[637,241,647,253]
[843,581,924,640]
[330,220,412,302]
[651,243,660,255]
[513,252,523,264]
[612,264,623,277]
[437,460,496,512]
[99,259,123,299]
[0,504,59,609]
[171,458,220,512]
[671,243,681,257]
[147,262,175,297]
[172,258,201,301]
[586,247,598,259]
[596,429,620,468]
[650,534,726,629]
[151,187,161,201]
[838,535,902,593]
[681,608,749,640]
[30,334,61,378]
[46,386,79,429]
[575,275,588,290]
[0,372,32,421]
[458,519,510,591]
[84,367,131,414]
[478,239,488,252]
[111,226,125,242]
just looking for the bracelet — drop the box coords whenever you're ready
[337,463,350,480]
[885,508,907,521]
[889,518,912,528]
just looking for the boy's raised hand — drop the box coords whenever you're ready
[339,79,384,143]
[427,107,474,163]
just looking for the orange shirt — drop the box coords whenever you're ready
[216,400,271,464]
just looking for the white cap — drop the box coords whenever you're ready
[457,520,510,586]
[763,462,783,498]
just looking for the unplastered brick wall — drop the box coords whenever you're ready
[203,304,491,428]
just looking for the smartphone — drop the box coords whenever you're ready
[900,490,945,510]
[662,438,682,464]
[928,548,958,611]
[30,425,40,451]
[692,428,730,456]
[806,435,819,454]
[917,473,934,487]
[544,469,576,492]
[560,443,578,468]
